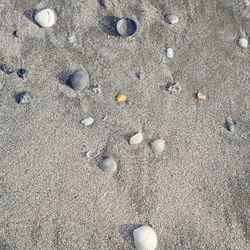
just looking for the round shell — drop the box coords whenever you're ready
[100,157,117,173]
[116,18,137,37]
[151,139,165,153]
[81,117,94,126]
[34,8,57,28]
[165,14,179,24]
[68,70,89,90]
[129,131,143,145]
[238,37,248,48]
[133,225,157,250]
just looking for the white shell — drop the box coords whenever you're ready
[133,226,157,250]
[238,37,248,48]
[165,15,179,24]
[151,139,165,153]
[100,157,117,173]
[81,117,94,126]
[34,8,56,28]
[166,48,174,58]
[129,131,143,145]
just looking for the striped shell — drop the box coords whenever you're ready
[133,226,157,250]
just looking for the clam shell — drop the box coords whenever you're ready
[166,48,174,58]
[238,37,248,48]
[68,70,89,90]
[133,226,157,250]
[34,8,56,28]
[151,139,165,153]
[116,18,137,37]
[81,117,94,126]
[165,14,179,24]
[100,157,117,173]
[129,131,143,145]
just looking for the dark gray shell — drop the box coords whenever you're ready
[67,70,89,90]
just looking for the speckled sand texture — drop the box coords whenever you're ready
[0,0,250,249]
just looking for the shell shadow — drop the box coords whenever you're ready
[24,9,37,24]
[56,71,75,86]
[99,16,120,36]
[118,224,142,247]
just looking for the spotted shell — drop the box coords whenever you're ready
[133,225,157,250]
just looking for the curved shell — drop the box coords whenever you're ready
[151,139,165,153]
[34,8,56,28]
[68,70,89,90]
[238,37,248,48]
[133,225,157,250]
[116,18,137,37]
[129,131,143,145]
[100,157,117,173]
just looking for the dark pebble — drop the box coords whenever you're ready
[67,71,89,90]
[0,64,15,74]
[15,91,31,104]
[12,31,18,38]
[17,68,28,80]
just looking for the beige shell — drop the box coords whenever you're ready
[151,139,165,153]
[133,225,157,250]
[129,131,143,145]
[100,157,117,173]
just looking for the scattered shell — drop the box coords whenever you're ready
[15,91,31,104]
[68,71,89,90]
[99,0,113,9]
[91,85,101,94]
[86,150,100,159]
[238,37,248,48]
[136,71,145,80]
[225,117,236,133]
[116,92,127,103]
[165,14,179,24]
[81,117,94,126]
[34,8,57,28]
[166,82,181,94]
[68,36,76,43]
[129,131,143,145]
[243,0,250,6]
[102,114,108,120]
[196,92,206,102]
[151,139,165,153]
[17,68,28,80]
[0,64,15,74]
[100,156,117,173]
[133,225,157,250]
[116,18,137,37]
[166,48,174,58]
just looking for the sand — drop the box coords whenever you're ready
[0,0,250,249]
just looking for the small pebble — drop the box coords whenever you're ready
[238,37,248,48]
[151,139,165,153]
[12,31,18,38]
[166,82,181,94]
[34,8,57,28]
[100,156,117,173]
[0,64,15,74]
[129,131,143,145]
[225,117,236,133]
[17,68,28,80]
[68,71,89,90]
[166,48,174,58]
[81,117,94,126]
[196,92,206,101]
[165,14,179,24]
[116,92,127,103]
[15,91,31,104]
[243,0,250,7]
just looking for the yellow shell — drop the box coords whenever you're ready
[116,92,127,103]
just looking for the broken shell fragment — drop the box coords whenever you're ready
[34,8,57,28]
[129,131,143,145]
[151,139,165,153]
[100,156,117,173]
[133,225,157,250]
[165,14,179,24]
[225,117,236,133]
[116,17,137,37]
[196,92,206,101]
[166,82,181,94]
[116,92,127,103]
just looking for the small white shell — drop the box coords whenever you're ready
[133,226,157,250]
[238,37,248,48]
[100,157,117,173]
[81,117,94,126]
[166,48,174,58]
[34,8,56,28]
[129,131,143,145]
[165,14,179,24]
[151,139,165,153]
